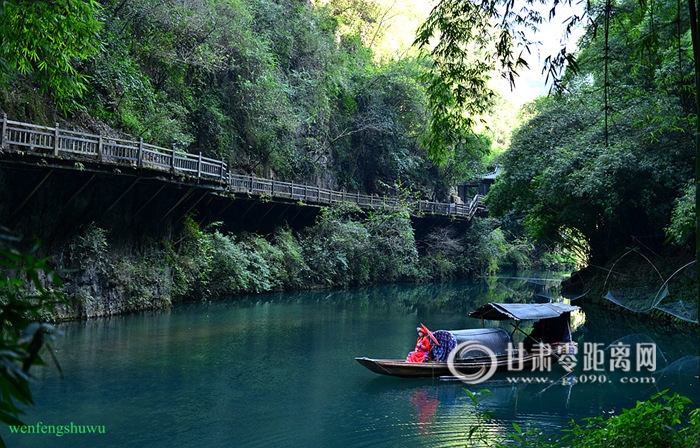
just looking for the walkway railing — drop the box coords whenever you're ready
[0,116,483,220]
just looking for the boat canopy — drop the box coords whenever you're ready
[469,302,580,321]
[449,328,512,358]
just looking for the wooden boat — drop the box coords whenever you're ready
[355,302,580,379]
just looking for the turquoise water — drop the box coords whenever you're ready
[3,278,698,447]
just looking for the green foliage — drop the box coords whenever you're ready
[320,0,383,48]
[496,217,579,271]
[232,233,285,293]
[418,217,542,279]
[0,0,102,113]
[47,0,494,197]
[62,224,174,314]
[365,208,419,282]
[113,253,172,311]
[461,389,700,448]
[433,132,491,199]
[462,388,498,446]
[171,221,297,298]
[561,391,695,448]
[416,59,492,165]
[418,227,463,281]
[272,226,310,289]
[413,0,575,164]
[205,231,275,296]
[462,218,508,277]
[58,208,496,307]
[301,203,372,287]
[300,204,425,287]
[489,0,696,265]
[168,216,214,299]
[153,207,537,300]
[501,237,535,271]
[0,230,65,443]
[488,85,693,264]
[412,0,697,270]
[666,180,695,247]
[0,0,494,200]
[331,59,438,196]
[68,222,109,271]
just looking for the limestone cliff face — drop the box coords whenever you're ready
[1,163,183,320]
[53,250,173,320]
[42,227,172,320]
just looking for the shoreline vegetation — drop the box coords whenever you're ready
[11,197,684,324]
[49,204,538,320]
[46,202,697,327]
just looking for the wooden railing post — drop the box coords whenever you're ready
[138,138,144,169]
[1,113,6,150]
[98,135,103,163]
[197,152,202,179]
[170,144,176,174]
[221,160,226,183]
[53,123,60,156]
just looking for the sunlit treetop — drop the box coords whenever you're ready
[414,0,583,163]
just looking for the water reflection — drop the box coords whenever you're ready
[409,389,439,436]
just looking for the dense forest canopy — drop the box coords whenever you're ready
[485,0,697,264]
[0,0,698,270]
[410,0,697,266]
[0,0,510,203]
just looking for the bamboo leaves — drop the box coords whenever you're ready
[0,0,102,113]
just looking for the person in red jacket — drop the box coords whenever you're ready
[406,327,431,363]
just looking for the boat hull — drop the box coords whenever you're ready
[355,342,576,378]
[354,355,527,378]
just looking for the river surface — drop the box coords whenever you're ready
[3,275,699,447]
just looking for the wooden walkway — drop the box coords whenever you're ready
[0,116,484,220]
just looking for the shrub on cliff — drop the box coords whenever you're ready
[365,208,419,282]
[272,226,310,289]
[206,232,284,296]
[301,203,372,287]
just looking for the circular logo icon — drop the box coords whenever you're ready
[446,341,498,384]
